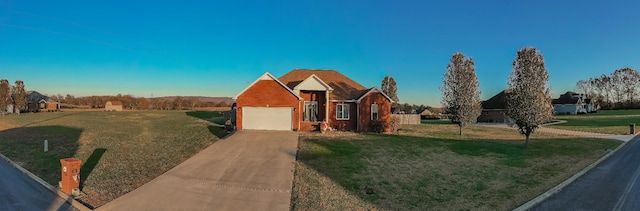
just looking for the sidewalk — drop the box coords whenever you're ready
[476,123,636,142]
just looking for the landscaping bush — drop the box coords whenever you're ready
[368,120,388,133]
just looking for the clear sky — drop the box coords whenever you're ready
[1,0,639,106]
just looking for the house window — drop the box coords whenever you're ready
[304,101,318,121]
[371,103,379,120]
[336,103,350,120]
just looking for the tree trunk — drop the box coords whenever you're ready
[525,134,530,148]
[459,125,463,136]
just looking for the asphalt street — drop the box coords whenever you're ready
[0,158,76,211]
[533,136,640,210]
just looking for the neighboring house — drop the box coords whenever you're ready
[105,101,123,111]
[25,91,48,112]
[40,99,60,112]
[234,69,394,132]
[477,90,511,123]
[552,91,594,115]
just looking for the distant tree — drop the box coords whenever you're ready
[381,75,399,103]
[186,97,201,110]
[441,52,482,135]
[612,68,640,106]
[0,79,10,115]
[138,97,149,110]
[65,94,76,105]
[173,97,184,110]
[575,79,592,97]
[506,47,553,147]
[217,101,228,107]
[13,80,27,114]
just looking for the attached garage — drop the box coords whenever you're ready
[242,107,293,130]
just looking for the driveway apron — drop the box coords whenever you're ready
[99,130,298,211]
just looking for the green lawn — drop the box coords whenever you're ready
[291,124,620,210]
[421,119,453,125]
[579,109,640,116]
[550,110,640,134]
[0,111,222,208]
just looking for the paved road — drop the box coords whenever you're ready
[0,156,77,211]
[533,136,640,210]
[99,130,298,211]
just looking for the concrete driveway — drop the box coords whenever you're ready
[99,130,298,210]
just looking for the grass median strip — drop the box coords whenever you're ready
[0,111,221,208]
[292,124,620,210]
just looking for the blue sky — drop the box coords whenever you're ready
[1,0,639,106]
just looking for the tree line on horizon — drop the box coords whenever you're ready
[52,94,231,110]
[575,67,640,110]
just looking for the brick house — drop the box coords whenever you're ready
[477,90,511,123]
[234,69,393,132]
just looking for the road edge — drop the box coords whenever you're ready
[0,153,92,211]
[513,136,636,211]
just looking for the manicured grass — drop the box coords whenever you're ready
[580,109,640,116]
[291,124,620,210]
[550,110,640,134]
[0,111,221,208]
[421,119,453,125]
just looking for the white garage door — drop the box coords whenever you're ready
[243,107,293,130]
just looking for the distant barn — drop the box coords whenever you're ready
[105,101,123,111]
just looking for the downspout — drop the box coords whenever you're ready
[356,100,359,132]
[326,90,330,127]
[298,100,302,131]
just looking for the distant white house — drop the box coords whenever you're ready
[552,92,597,115]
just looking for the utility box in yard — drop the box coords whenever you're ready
[60,158,81,195]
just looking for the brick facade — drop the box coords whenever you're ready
[358,92,391,132]
[235,70,393,132]
[235,80,300,130]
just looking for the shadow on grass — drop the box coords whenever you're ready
[21,112,80,128]
[293,133,621,210]
[207,126,229,139]
[187,111,230,138]
[80,148,106,190]
[186,111,223,123]
[0,125,83,210]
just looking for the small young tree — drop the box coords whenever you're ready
[13,80,27,114]
[441,52,482,135]
[506,47,553,147]
[0,79,10,115]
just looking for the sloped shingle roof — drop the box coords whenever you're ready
[552,92,581,104]
[481,90,511,109]
[278,69,368,100]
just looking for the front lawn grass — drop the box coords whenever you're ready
[291,124,620,210]
[0,111,221,208]
[549,111,640,134]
